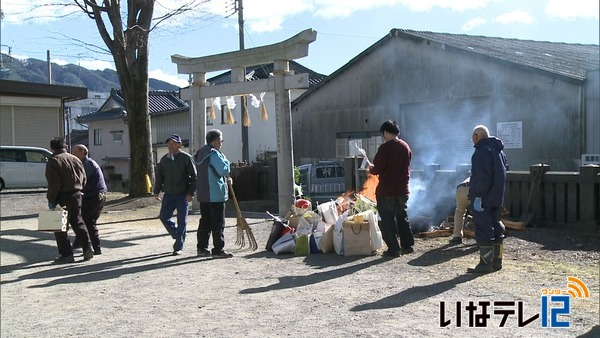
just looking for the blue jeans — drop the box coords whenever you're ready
[159,193,189,251]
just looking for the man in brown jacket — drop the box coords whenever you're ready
[45,137,94,263]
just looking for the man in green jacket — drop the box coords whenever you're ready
[154,134,197,255]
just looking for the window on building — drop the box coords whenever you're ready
[94,129,102,145]
[220,104,227,125]
[206,106,213,126]
[111,130,123,143]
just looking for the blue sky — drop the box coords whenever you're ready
[1,0,598,88]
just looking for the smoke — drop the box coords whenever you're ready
[396,99,485,233]
[407,171,463,233]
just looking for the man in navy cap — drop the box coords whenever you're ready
[154,134,197,255]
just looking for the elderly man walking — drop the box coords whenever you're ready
[72,144,107,255]
[154,134,197,255]
[45,137,94,263]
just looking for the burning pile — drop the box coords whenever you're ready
[334,174,378,215]
[265,174,384,256]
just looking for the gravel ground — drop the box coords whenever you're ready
[1,190,598,337]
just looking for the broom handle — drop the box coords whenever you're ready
[228,180,244,218]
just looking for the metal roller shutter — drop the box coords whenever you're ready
[399,97,491,170]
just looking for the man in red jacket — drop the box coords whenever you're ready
[370,120,414,257]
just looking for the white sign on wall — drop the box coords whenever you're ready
[581,154,600,165]
[497,121,523,149]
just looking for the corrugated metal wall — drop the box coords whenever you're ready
[13,106,59,148]
[152,112,190,145]
[293,35,587,171]
[585,70,600,155]
[0,106,14,145]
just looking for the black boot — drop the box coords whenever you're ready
[83,245,94,261]
[493,240,503,271]
[467,244,494,273]
[71,237,82,250]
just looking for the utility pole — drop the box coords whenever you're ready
[236,0,250,163]
[47,50,52,84]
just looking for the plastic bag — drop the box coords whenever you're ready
[296,216,313,236]
[333,211,348,255]
[272,232,295,255]
[318,200,339,224]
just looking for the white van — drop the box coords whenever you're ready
[298,161,346,203]
[0,146,53,191]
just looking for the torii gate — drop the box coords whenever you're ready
[171,29,317,215]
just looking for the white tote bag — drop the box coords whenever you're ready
[360,210,383,251]
[332,211,348,255]
[38,208,68,232]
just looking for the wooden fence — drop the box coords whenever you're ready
[231,156,599,232]
[504,164,599,232]
[348,157,599,232]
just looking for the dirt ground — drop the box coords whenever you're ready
[1,191,599,337]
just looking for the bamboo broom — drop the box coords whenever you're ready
[228,181,258,251]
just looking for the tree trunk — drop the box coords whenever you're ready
[113,32,154,197]
[77,0,156,197]
[123,80,153,197]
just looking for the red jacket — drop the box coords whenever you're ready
[370,138,412,197]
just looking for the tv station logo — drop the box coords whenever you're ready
[439,276,590,328]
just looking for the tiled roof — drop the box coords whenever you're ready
[68,129,89,147]
[77,108,125,123]
[207,60,326,87]
[293,29,599,106]
[393,29,599,81]
[111,90,188,115]
[77,90,188,123]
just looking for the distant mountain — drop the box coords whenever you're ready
[0,53,179,91]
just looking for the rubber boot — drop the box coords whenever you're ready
[493,240,503,271]
[467,244,494,273]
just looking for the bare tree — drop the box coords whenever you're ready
[74,0,200,196]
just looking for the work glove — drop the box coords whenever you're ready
[473,197,484,212]
[48,202,57,210]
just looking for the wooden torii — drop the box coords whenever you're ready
[171,29,317,215]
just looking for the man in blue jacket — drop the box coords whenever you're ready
[154,134,197,256]
[195,129,233,258]
[72,144,108,255]
[467,125,508,273]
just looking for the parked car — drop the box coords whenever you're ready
[0,146,53,191]
[298,161,346,203]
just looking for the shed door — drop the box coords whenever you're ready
[399,97,491,170]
